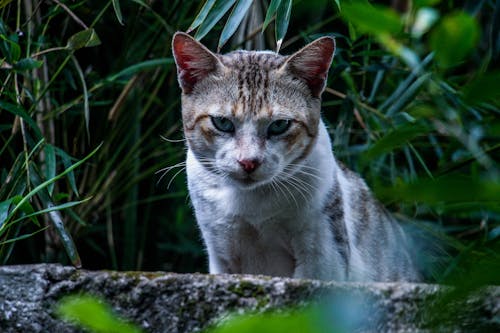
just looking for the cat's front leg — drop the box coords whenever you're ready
[290,217,347,281]
[197,218,238,274]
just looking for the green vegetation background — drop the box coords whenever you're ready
[1,0,499,288]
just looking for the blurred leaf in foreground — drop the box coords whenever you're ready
[57,295,142,333]
[341,2,402,35]
[462,71,500,105]
[430,12,479,68]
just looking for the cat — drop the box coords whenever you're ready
[171,31,419,282]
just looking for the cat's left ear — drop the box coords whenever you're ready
[281,36,335,97]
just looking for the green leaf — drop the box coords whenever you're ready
[106,58,174,82]
[0,195,39,233]
[341,2,402,35]
[44,144,56,196]
[275,0,292,51]
[0,0,14,10]
[112,0,124,25]
[11,198,90,224]
[209,307,327,333]
[0,227,48,245]
[54,147,79,197]
[13,58,43,71]
[0,101,43,139]
[262,0,282,32]
[429,12,479,68]
[195,0,238,40]
[71,56,90,139]
[0,198,14,229]
[5,144,102,230]
[57,295,142,333]
[462,71,500,105]
[218,0,253,50]
[361,123,432,162]
[0,34,21,62]
[375,176,500,207]
[188,0,217,32]
[67,29,101,50]
[333,0,341,11]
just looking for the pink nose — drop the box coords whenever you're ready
[238,159,261,173]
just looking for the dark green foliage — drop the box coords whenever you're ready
[0,0,498,291]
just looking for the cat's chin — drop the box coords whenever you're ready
[226,176,268,191]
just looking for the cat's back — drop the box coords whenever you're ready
[327,163,420,281]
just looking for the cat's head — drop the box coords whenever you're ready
[172,32,335,190]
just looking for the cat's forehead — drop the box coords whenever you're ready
[218,50,286,70]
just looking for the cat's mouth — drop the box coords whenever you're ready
[228,173,267,189]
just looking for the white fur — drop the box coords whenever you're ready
[186,120,348,280]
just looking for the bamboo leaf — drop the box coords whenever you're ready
[333,0,341,11]
[44,144,56,196]
[430,12,479,68]
[11,199,90,226]
[13,58,43,71]
[361,123,432,162]
[54,147,80,197]
[341,2,402,35]
[71,56,90,139]
[0,34,20,62]
[112,0,124,25]
[188,0,217,32]
[0,227,48,245]
[275,0,292,52]
[0,101,43,139]
[106,58,174,82]
[27,164,84,268]
[195,0,238,40]
[375,176,500,207]
[0,198,14,230]
[262,0,282,32]
[5,144,102,226]
[67,29,101,50]
[462,71,500,105]
[218,0,253,50]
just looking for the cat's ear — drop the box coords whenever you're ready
[172,32,222,94]
[282,36,335,97]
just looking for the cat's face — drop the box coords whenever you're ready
[172,32,334,190]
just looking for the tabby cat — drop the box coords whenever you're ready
[171,31,418,282]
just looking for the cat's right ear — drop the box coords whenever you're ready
[172,32,222,94]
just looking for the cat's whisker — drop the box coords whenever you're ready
[156,161,186,175]
[287,163,321,172]
[275,177,300,210]
[287,166,323,182]
[282,174,314,203]
[279,168,316,193]
[160,135,186,143]
[270,177,288,204]
[268,180,281,206]
[166,166,187,189]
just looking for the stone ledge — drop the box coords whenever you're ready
[0,264,498,332]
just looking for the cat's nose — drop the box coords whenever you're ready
[238,158,261,174]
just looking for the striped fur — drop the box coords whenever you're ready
[172,32,419,281]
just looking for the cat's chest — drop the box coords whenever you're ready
[228,218,296,276]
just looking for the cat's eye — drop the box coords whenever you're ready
[268,119,291,136]
[211,116,235,133]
